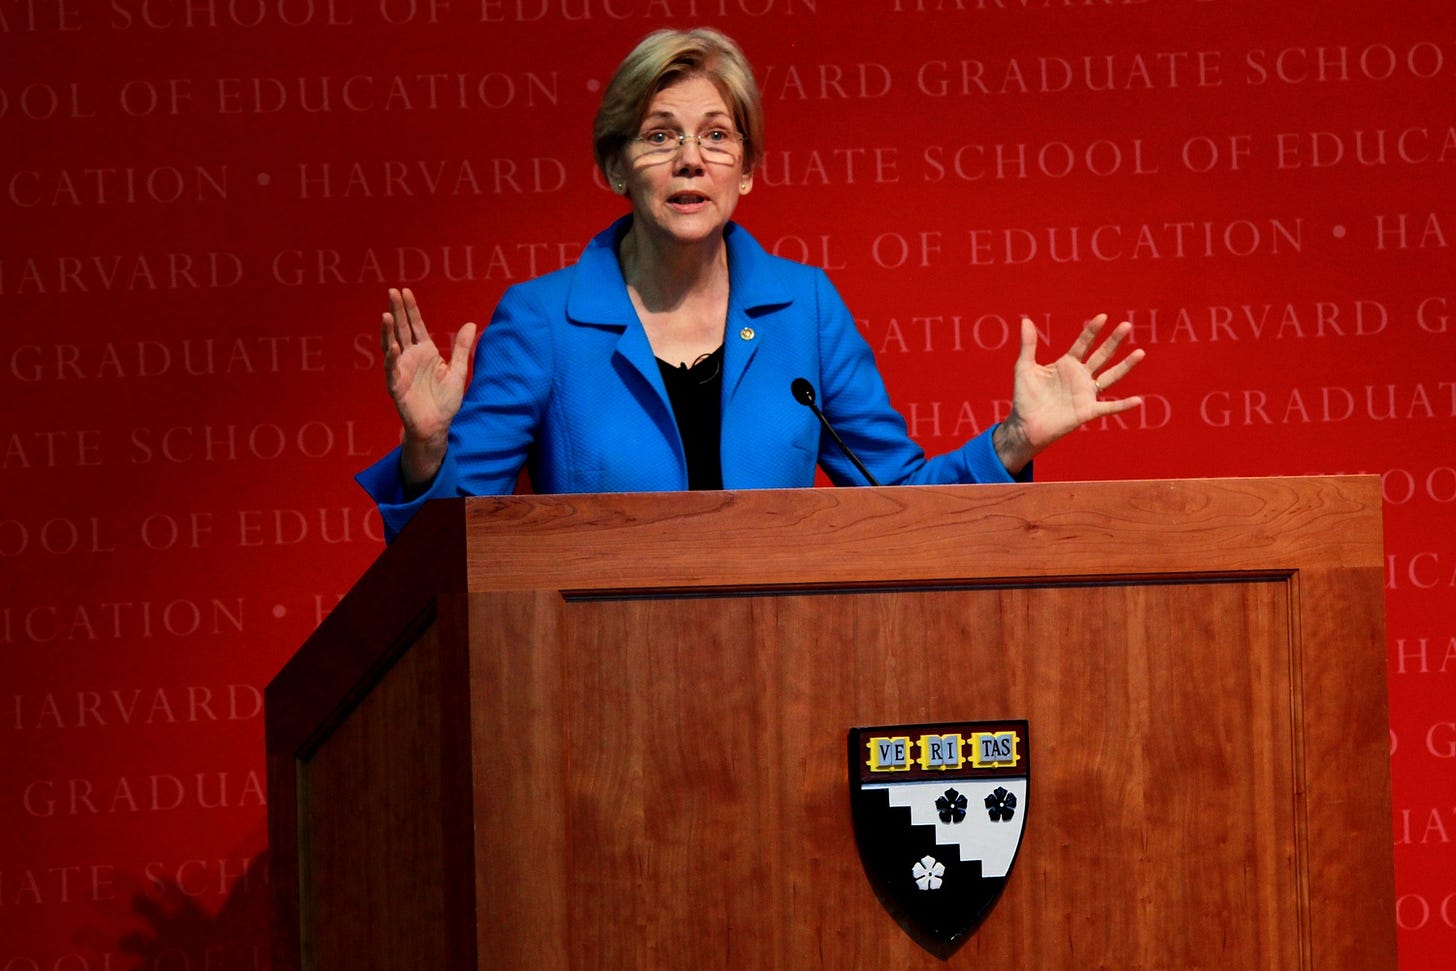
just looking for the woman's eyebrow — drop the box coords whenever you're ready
[642,108,732,123]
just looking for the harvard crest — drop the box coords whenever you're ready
[848,720,1030,953]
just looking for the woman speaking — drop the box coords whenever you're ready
[357,27,1145,539]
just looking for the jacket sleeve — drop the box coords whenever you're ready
[355,285,554,541]
[809,268,1027,487]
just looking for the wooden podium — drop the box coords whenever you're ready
[265,477,1397,969]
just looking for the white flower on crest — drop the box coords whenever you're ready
[911,855,945,891]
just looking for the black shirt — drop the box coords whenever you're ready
[656,345,724,491]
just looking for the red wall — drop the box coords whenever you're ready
[3,1,1452,967]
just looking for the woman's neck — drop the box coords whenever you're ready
[619,223,730,314]
[619,223,732,366]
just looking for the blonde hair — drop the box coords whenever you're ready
[593,27,764,177]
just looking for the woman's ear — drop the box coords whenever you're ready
[605,156,628,195]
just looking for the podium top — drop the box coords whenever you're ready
[405,476,1382,593]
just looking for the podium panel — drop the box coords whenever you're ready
[267,478,1395,969]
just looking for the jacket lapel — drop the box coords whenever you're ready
[563,218,798,433]
[723,223,795,406]
[564,218,673,403]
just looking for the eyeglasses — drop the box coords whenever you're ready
[627,128,746,163]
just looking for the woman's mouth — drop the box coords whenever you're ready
[667,191,709,211]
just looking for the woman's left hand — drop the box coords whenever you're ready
[992,313,1146,474]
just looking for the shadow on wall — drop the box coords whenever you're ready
[114,850,271,971]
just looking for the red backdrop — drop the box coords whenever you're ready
[3,1,1453,967]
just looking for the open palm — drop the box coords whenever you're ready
[380,287,477,483]
[995,314,1146,472]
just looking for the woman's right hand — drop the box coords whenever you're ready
[381,287,478,489]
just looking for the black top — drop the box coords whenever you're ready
[657,346,724,491]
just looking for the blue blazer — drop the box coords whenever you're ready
[358,218,1019,539]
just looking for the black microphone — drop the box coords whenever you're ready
[791,377,881,487]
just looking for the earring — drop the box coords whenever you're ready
[740,182,749,191]
[616,182,625,193]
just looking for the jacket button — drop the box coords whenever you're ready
[740,327,755,341]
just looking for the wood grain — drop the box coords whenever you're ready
[266,477,1394,970]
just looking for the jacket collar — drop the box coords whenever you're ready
[564,216,795,437]
[564,216,794,327]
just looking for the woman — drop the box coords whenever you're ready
[358,27,1145,540]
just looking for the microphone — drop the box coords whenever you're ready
[791,377,881,487]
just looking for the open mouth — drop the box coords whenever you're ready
[667,191,709,208]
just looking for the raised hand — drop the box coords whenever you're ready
[992,313,1146,474]
[380,287,478,487]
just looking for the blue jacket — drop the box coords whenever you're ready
[358,218,1020,539]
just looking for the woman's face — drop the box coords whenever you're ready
[609,75,753,251]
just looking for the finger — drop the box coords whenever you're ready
[1066,313,1108,362]
[1093,395,1144,417]
[1017,316,1040,367]
[381,312,397,356]
[401,287,429,345]
[1085,320,1134,374]
[448,322,478,382]
[1093,346,1147,389]
[387,289,412,349]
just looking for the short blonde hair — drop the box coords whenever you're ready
[593,28,765,177]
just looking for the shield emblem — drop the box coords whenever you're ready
[848,720,1030,954]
